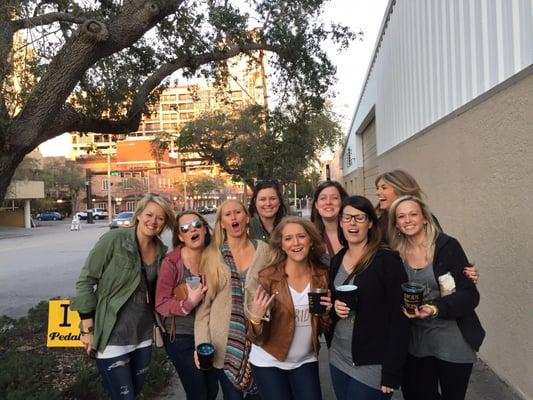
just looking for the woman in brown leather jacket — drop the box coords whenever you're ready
[246,216,332,400]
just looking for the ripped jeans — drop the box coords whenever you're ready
[96,345,152,400]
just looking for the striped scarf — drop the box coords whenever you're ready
[221,242,257,394]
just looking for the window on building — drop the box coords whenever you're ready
[179,93,193,101]
[231,90,243,99]
[163,123,178,131]
[126,201,136,211]
[102,179,109,191]
[161,104,176,111]
[145,122,160,131]
[178,102,194,110]
[179,112,195,121]
[162,113,176,120]
[161,94,176,102]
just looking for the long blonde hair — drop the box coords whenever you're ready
[375,170,425,218]
[200,199,250,293]
[388,195,439,262]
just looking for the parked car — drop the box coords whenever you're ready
[36,211,64,221]
[109,211,134,229]
[206,205,217,213]
[197,206,209,214]
[76,208,109,220]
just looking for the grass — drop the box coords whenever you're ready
[0,301,174,399]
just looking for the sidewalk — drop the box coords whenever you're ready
[155,347,522,400]
[0,220,107,240]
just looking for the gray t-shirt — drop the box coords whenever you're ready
[404,263,476,363]
[165,264,196,335]
[329,263,383,390]
[107,261,157,346]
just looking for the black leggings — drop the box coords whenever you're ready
[402,354,474,400]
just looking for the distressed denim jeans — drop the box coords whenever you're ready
[96,345,152,400]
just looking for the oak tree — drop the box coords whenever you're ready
[0,0,357,202]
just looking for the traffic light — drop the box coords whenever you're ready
[181,160,187,173]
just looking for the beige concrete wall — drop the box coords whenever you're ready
[376,72,533,398]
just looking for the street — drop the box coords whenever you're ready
[0,216,217,318]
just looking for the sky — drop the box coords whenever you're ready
[40,0,389,157]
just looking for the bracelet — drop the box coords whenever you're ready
[249,319,262,326]
[80,326,94,335]
[426,304,439,318]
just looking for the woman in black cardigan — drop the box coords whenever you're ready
[388,195,485,400]
[326,195,409,400]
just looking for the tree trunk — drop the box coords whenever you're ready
[0,148,26,202]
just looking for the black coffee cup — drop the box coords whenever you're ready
[308,288,328,315]
[401,282,425,314]
[336,284,358,316]
[196,342,215,370]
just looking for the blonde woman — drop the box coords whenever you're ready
[246,217,331,400]
[388,195,485,400]
[72,194,175,400]
[194,199,269,400]
[375,170,479,283]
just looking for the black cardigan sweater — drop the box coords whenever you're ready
[326,247,410,389]
[430,232,485,351]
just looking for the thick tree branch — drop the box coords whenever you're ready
[47,107,142,138]
[129,41,278,118]
[11,12,87,31]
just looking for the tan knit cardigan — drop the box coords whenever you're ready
[194,240,270,368]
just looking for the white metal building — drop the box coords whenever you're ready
[341,0,533,398]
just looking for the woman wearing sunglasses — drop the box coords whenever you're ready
[327,196,409,400]
[248,179,287,242]
[155,211,218,400]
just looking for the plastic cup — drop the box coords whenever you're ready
[308,288,328,316]
[196,342,215,370]
[336,284,358,316]
[186,276,201,289]
[401,282,425,314]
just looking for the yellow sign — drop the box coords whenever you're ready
[47,299,84,347]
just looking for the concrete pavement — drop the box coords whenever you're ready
[155,344,523,400]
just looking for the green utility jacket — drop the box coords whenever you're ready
[248,215,270,243]
[71,227,167,352]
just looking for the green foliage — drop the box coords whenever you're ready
[178,103,342,187]
[0,301,174,399]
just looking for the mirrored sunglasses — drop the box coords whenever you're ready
[179,219,204,233]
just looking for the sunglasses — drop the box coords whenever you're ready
[179,219,204,233]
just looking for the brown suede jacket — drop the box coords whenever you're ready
[247,262,330,362]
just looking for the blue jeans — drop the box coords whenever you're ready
[252,361,322,400]
[96,345,152,400]
[216,368,262,400]
[330,364,393,400]
[164,334,219,400]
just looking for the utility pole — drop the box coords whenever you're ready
[107,148,113,221]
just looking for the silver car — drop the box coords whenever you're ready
[109,211,134,229]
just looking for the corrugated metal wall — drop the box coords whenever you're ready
[343,0,533,170]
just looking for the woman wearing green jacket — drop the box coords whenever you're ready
[71,194,175,400]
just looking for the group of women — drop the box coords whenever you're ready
[72,169,484,400]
